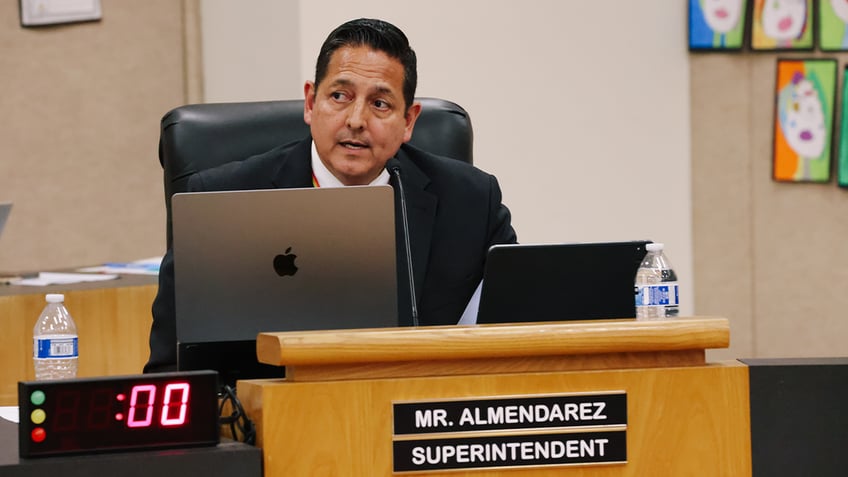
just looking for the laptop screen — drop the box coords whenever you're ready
[171,186,398,386]
[476,241,651,324]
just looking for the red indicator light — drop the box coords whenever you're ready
[117,393,126,402]
[31,427,46,443]
[115,413,124,421]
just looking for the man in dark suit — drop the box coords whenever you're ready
[144,18,517,373]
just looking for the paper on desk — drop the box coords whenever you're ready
[11,272,119,286]
[78,256,162,276]
[457,280,482,325]
[0,406,19,423]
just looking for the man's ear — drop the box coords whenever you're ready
[303,81,316,125]
[403,102,422,143]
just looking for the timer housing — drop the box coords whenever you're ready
[18,371,219,457]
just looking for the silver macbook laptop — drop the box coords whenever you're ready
[171,186,398,385]
[476,241,651,324]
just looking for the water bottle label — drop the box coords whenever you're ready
[635,283,679,307]
[34,337,78,359]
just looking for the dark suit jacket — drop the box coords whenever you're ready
[144,137,517,372]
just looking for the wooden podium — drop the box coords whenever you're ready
[238,317,751,476]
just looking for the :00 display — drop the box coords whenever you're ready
[127,382,190,427]
[18,371,219,457]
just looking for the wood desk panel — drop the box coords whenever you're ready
[0,276,157,405]
[242,319,748,476]
[241,361,751,476]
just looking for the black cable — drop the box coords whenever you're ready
[218,384,256,445]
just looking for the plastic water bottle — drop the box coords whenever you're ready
[33,294,78,380]
[634,243,680,320]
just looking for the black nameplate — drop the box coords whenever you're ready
[393,392,626,435]
[393,430,626,472]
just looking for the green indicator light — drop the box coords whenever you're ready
[30,390,45,406]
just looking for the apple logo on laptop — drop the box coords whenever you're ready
[273,247,298,277]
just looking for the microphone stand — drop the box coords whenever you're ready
[386,158,419,327]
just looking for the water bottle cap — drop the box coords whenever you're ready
[646,243,664,252]
[45,294,65,303]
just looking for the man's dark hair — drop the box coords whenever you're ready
[314,18,417,111]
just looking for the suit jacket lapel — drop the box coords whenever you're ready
[395,148,437,303]
[270,137,313,188]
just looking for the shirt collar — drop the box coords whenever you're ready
[310,141,390,188]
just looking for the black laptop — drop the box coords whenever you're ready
[476,241,651,324]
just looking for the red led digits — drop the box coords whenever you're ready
[126,385,157,428]
[161,382,190,426]
[115,393,126,421]
[52,391,80,432]
[126,382,191,428]
[86,389,112,430]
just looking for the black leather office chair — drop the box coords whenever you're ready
[158,97,473,247]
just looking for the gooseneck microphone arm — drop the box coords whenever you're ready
[385,158,419,327]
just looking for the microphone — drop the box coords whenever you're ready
[385,157,419,327]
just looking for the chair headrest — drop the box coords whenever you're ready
[158,97,474,246]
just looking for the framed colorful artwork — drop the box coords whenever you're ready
[773,59,837,183]
[819,0,848,51]
[838,66,848,187]
[751,0,814,50]
[689,0,748,51]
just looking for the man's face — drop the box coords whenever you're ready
[304,46,421,185]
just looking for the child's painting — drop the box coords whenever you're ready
[752,0,814,50]
[773,59,836,183]
[689,0,748,51]
[837,66,848,186]
[819,0,848,51]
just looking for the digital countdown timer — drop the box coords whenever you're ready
[18,371,219,457]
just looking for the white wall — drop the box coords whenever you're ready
[201,0,302,102]
[201,1,694,314]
